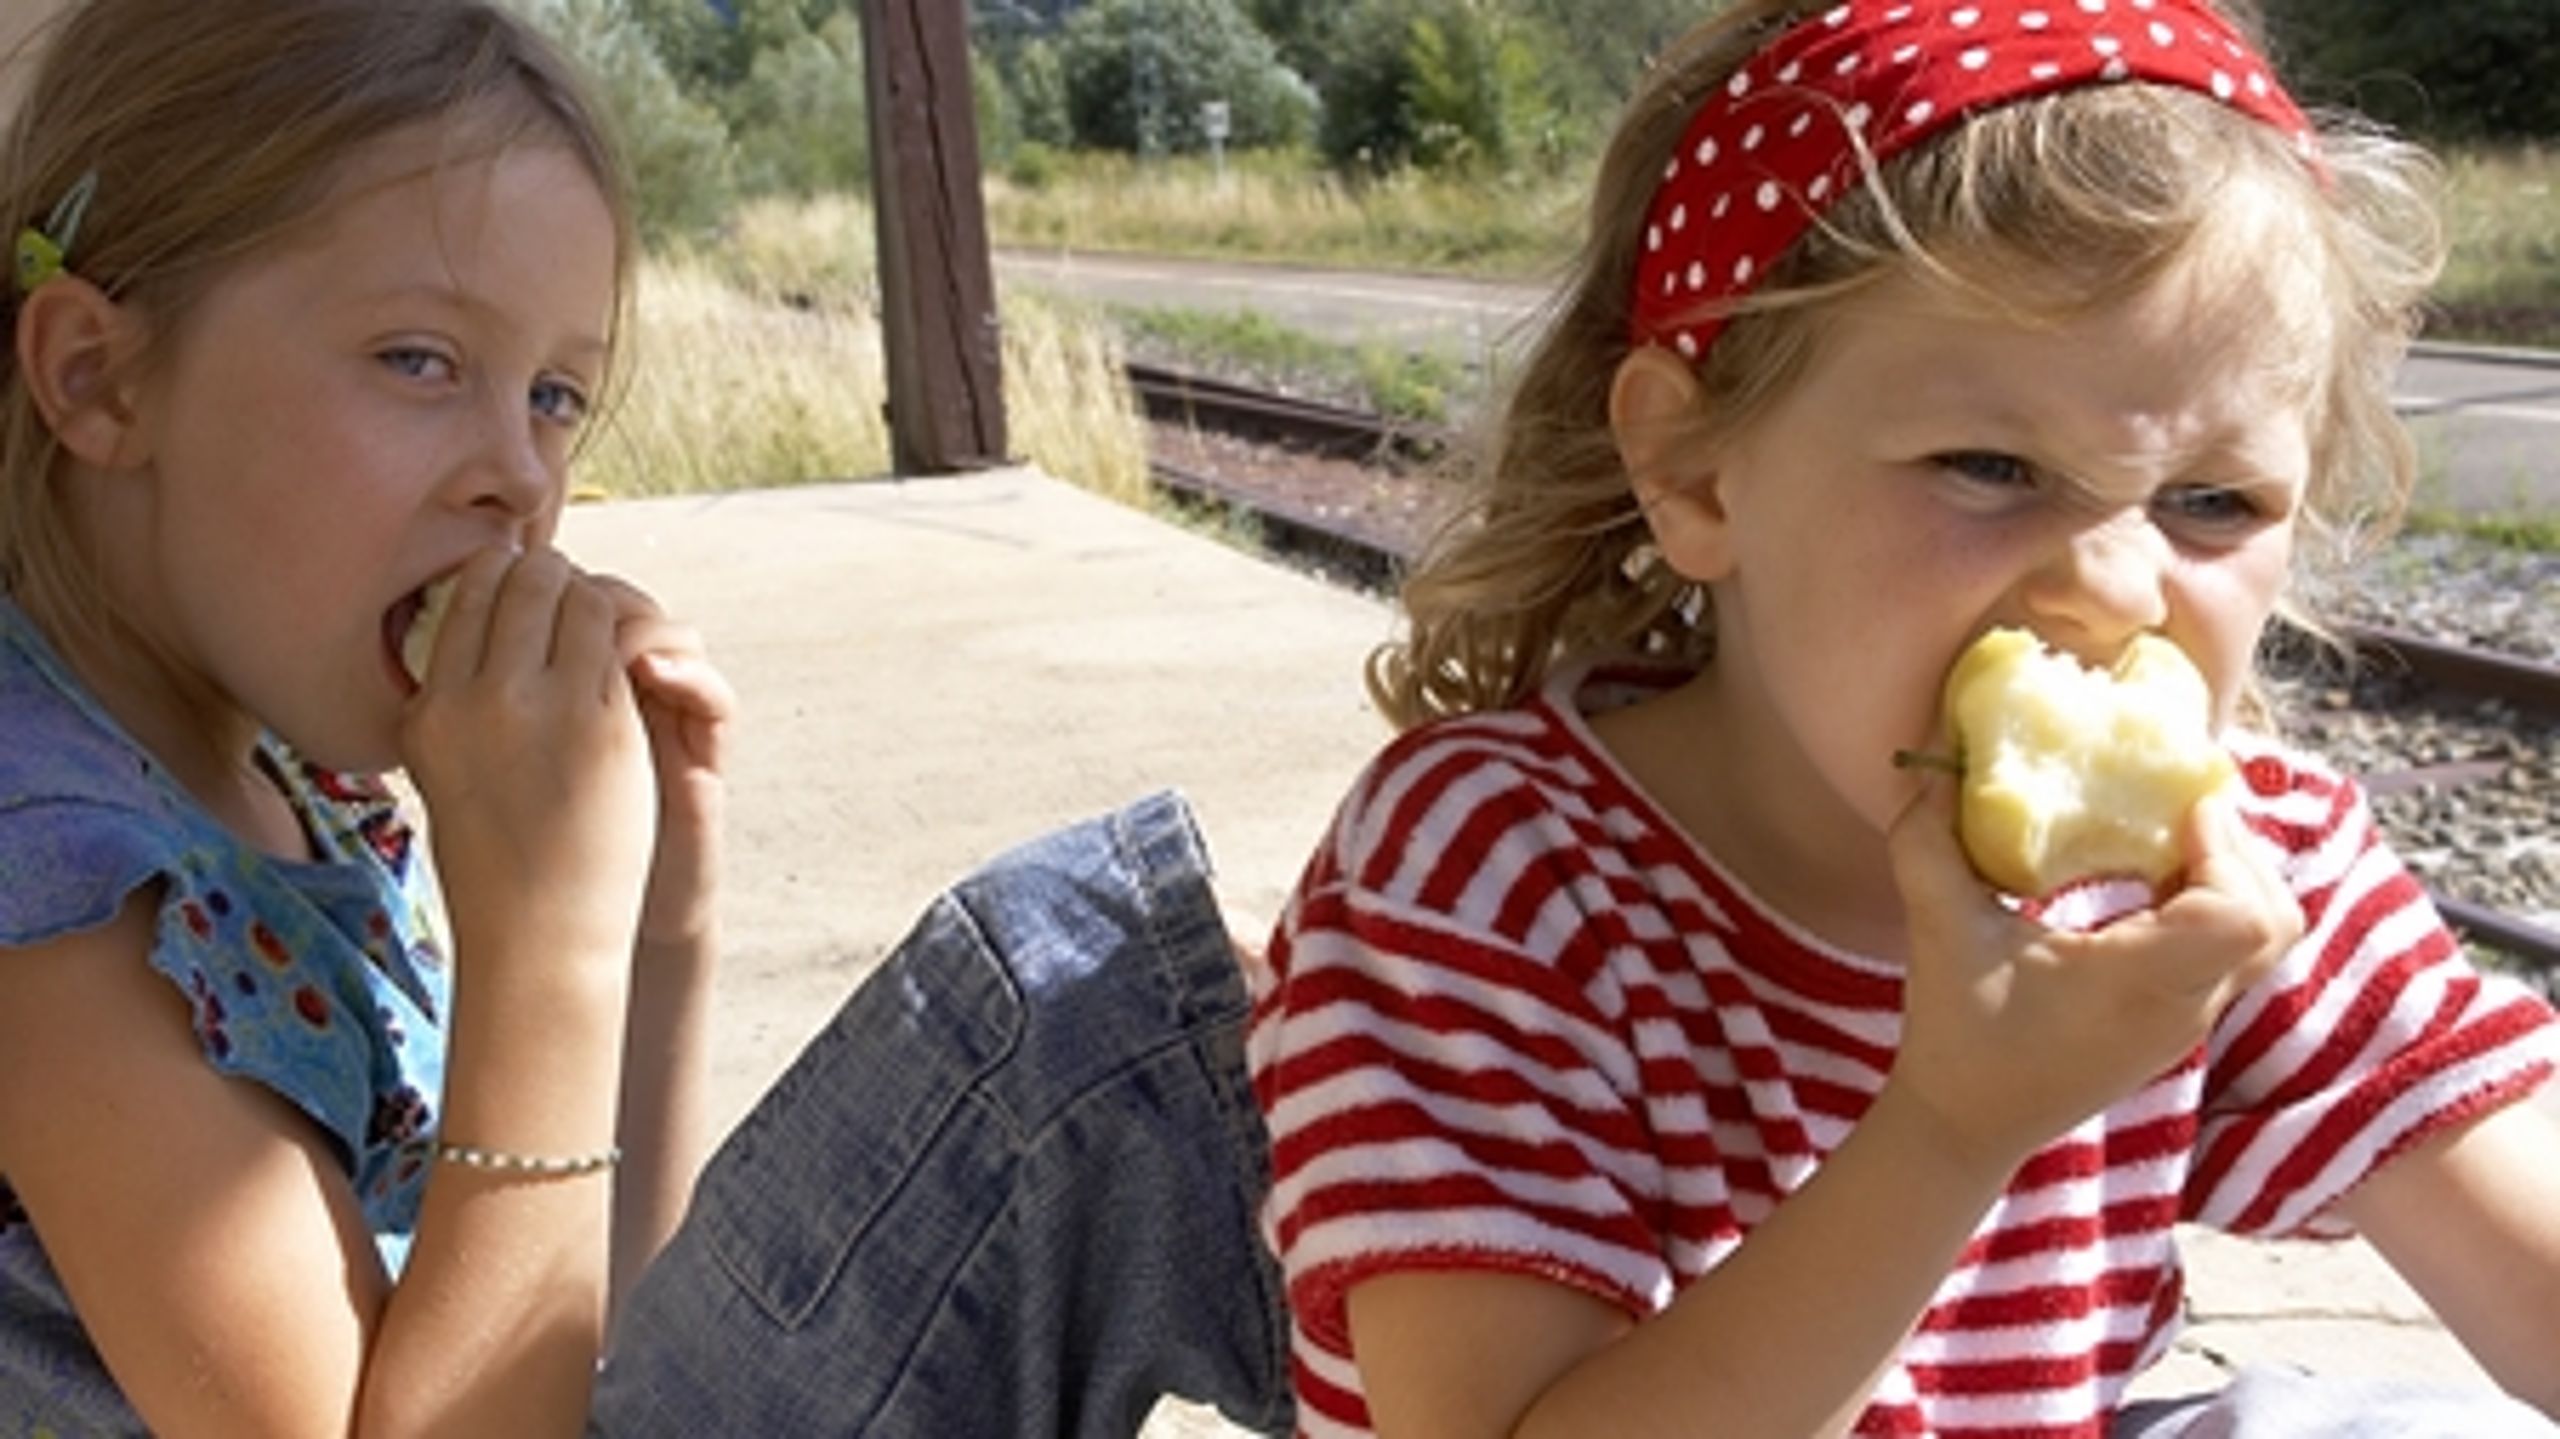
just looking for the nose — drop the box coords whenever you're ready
[2016,510,2171,658]
[457,391,560,536]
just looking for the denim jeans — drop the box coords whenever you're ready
[591,792,1292,1437]
[2113,1368,2560,1437]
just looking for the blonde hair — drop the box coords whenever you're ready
[1371,0,2443,729]
[0,0,635,653]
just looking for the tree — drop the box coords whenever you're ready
[1056,0,1317,154]
[2263,0,2560,141]
[626,0,834,95]
[1506,0,1723,117]
[1314,0,1572,175]
[728,11,871,195]
[1405,0,1564,171]
[1007,37,1073,148]
[515,0,741,240]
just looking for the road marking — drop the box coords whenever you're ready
[2397,396,2560,426]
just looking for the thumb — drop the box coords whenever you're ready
[1886,763,1976,911]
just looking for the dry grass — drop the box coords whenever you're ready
[576,195,1145,502]
[2434,144,2560,347]
[989,150,1584,276]
[990,145,2560,349]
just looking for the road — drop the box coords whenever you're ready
[998,249,2560,518]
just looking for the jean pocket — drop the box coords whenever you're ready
[698,892,1024,1331]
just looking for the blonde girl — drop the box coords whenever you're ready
[1,2,1290,1434]
[1248,1,2560,1435]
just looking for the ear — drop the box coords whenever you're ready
[1610,345,1734,583]
[15,275,152,469]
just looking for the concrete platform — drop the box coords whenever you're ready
[560,468,2533,1433]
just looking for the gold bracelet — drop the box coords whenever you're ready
[433,1140,622,1177]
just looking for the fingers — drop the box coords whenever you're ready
[417,544,518,688]
[585,572,737,767]
[1885,765,1997,935]
[2155,790,2304,993]
[419,546,634,691]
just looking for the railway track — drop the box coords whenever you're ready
[1131,361,2560,974]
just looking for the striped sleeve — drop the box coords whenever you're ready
[2185,741,2560,1238]
[1248,716,1675,1361]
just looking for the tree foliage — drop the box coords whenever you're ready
[513,0,2554,247]
[1304,0,1580,175]
[1055,0,1316,154]
[728,11,871,195]
[517,0,740,240]
[2263,0,2560,141]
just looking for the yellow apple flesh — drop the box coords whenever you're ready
[401,576,458,686]
[1942,627,2236,897]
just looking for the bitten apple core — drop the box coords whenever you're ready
[1942,627,2237,897]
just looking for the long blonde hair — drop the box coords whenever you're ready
[1370,0,2442,729]
[1,0,635,658]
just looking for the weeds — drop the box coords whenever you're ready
[578,197,1147,505]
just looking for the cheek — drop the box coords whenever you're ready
[2177,537,2294,723]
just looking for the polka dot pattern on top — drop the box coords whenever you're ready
[1629,0,2316,361]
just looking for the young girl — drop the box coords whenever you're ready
[1246,2,2560,1435]
[1,2,1290,1434]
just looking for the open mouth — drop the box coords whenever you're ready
[384,589,424,693]
[383,575,457,691]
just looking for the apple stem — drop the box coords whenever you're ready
[1892,748,1965,776]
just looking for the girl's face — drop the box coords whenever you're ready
[95,120,618,773]
[1669,243,2312,887]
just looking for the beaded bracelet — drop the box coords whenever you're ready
[433,1140,622,1178]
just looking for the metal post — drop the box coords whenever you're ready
[862,0,1009,476]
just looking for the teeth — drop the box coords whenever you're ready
[401,576,458,684]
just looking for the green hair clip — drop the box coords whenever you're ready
[14,169,100,293]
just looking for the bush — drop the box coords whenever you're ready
[1057,0,1317,154]
[1007,37,1075,149]
[1313,0,1571,176]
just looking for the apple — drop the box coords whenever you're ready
[1936,627,2236,897]
[401,575,458,686]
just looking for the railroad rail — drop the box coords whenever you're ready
[1128,362,1451,468]
[1133,360,2560,974]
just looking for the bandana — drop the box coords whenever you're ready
[1630,0,2315,361]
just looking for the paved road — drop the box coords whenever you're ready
[999,248,2560,518]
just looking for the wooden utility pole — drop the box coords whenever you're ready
[863,0,1008,475]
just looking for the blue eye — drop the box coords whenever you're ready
[532,377,591,429]
[1934,450,2037,489]
[379,346,456,382]
[2154,485,2266,528]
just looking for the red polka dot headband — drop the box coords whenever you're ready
[1631,0,2316,361]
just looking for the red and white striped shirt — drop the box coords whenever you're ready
[1247,665,2557,1437]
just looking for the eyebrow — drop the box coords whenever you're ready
[362,281,610,367]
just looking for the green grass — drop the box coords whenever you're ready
[1113,304,1472,424]
[2401,504,2560,552]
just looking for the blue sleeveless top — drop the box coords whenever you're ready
[0,596,452,1433]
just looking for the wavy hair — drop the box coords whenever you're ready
[1369,0,2442,730]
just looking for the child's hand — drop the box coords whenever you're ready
[1882,771,2302,1168]
[400,545,658,972]
[591,574,736,954]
